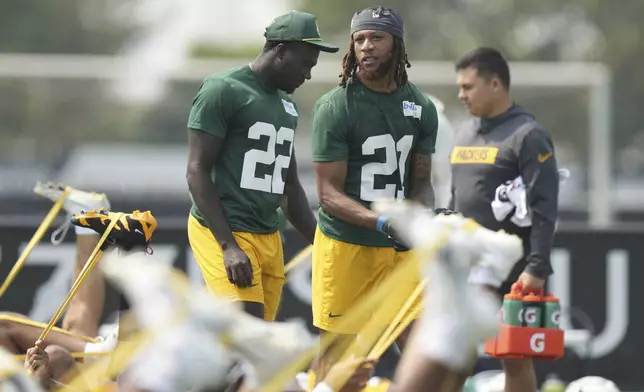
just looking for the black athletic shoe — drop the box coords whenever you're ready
[71,209,157,252]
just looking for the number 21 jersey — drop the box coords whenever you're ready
[187,66,298,233]
[311,80,438,247]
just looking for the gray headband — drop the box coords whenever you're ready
[350,6,404,38]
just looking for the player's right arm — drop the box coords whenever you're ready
[186,78,253,287]
[311,101,380,231]
[186,131,238,248]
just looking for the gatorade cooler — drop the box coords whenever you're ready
[484,284,564,360]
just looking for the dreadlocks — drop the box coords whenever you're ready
[338,36,411,88]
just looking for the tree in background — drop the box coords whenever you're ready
[0,0,136,54]
[0,0,141,166]
[3,0,644,180]
[296,0,644,176]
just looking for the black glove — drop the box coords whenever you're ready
[379,219,411,252]
[433,208,457,216]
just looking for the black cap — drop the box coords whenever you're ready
[350,6,404,38]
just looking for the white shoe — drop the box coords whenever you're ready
[34,181,111,244]
[34,181,111,215]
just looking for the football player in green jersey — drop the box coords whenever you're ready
[309,5,440,383]
[186,11,338,321]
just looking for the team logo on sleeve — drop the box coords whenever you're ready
[281,99,298,116]
[538,151,553,163]
[450,146,499,164]
[402,101,422,119]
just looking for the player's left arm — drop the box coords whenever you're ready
[519,127,559,280]
[408,99,439,208]
[408,153,433,207]
[282,151,316,245]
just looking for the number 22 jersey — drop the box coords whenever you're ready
[311,80,438,247]
[187,66,298,233]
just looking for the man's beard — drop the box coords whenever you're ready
[359,55,395,80]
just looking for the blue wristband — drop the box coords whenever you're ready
[376,216,388,232]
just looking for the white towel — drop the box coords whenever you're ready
[491,168,570,227]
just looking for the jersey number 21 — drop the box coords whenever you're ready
[361,134,414,201]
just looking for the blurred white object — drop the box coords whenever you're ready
[101,251,177,328]
[565,376,620,392]
[101,251,316,391]
[33,181,111,244]
[371,200,522,369]
[127,321,234,392]
[372,199,523,289]
[189,281,317,389]
[109,0,293,105]
[426,94,455,209]
[474,370,506,392]
[110,0,197,105]
[97,322,119,339]
[101,251,234,392]
[563,328,592,358]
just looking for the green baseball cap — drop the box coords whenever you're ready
[265,11,339,53]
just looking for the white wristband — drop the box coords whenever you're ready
[312,382,335,392]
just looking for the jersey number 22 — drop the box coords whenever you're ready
[361,134,413,201]
[241,122,294,194]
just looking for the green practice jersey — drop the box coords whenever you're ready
[188,66,299,233]
[311,80,438,247]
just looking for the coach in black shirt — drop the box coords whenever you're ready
[449,47,559,392]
